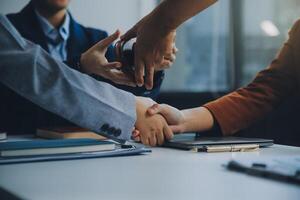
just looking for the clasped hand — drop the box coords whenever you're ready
[135,97,186,146]
[134,98,215,146]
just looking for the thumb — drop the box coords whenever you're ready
[147,104,171,120]
[147,104,163,115]
[98,30,121,49]
[120,26,137,42]
[103,62,122,69]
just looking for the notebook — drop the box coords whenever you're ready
[164,133,273,151]
[36,127,106,140]
[0,145,151,165]
[0,138,115,157]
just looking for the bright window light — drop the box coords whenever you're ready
[260,20,280,37]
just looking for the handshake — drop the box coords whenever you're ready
[134,96,184,146]
[134,97,215,146]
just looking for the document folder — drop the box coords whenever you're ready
[0,145,150,165]
[0,138,151,165]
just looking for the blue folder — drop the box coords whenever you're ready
[0,138,151,165]
[0,138,113,150]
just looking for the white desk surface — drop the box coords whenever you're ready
[0,144,299,200]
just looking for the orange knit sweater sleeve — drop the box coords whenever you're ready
[203,20,300,136]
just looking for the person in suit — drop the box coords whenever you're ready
[7,0,167,97]
[0,15,173,145]
[3,0,173,132]
[142,19,300,145]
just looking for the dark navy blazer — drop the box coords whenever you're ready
[0,2,163,133]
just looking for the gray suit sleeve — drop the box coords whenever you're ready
[0,15,136,142]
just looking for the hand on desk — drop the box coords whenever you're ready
[80,30,136,87]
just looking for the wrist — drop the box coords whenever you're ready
[149,2,178,35]
[143,9,176,39]
[181,107,214,133]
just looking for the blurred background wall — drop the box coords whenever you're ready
[0,0,156,34]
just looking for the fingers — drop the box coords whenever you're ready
[156,129,165,146]
[149,134,157,147]
[158,60,173,70]
[132,129,140,138]
[147,104,160,115]
[173,46,179,54]
[147,104,167,116]
[120,26,137,42]
[134,58,145,87]
[156,47,177,71]
[147,103,183,126]
[98,30,121,50]
[136,127,173,147]
[163,125,174,141]
[145,64,155,90]
[132,129,141,142]
[164,54,176,63]
[97,66,136,87]
[103,62,122,69]
[140,131,149,146]
[138,129,173,146]
[169,125,183,133]
[108,70,136,87]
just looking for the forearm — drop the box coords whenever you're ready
[204,24,299,135]
[0,15,136,142]
[181,107,214,133]
[149,0,217,34]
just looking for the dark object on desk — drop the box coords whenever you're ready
[0,138,115,157]
[226,160,300,186]
[164,133,273,151]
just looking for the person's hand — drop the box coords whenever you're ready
[80,30,136,87]
[147,104,215,134]
[121,17,177,89]
[147,104,186,133]
[155,33,178,71]
[135,97,174,146]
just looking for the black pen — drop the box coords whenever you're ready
[226,160,300,185]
